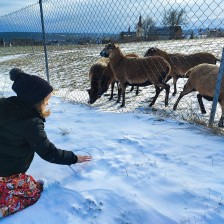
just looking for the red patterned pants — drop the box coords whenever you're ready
[0,173,43,218]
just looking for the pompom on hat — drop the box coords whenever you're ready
[10,68,53,105]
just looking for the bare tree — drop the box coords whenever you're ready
[142,17,156,40]
[163,8,187,27]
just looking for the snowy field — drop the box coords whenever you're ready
[0,95,224,224]
[0,38,224,127]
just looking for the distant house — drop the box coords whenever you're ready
[120,16,183,42]
[120,16,144,42]
[120,26,136,42]
[207,29,224,38]
[198,29,207,39]
[120,31,136,42]
[147,26,183,41]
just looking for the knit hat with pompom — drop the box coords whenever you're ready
[10,68,53,105]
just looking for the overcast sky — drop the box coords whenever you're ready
[0,0,223,33]
[0,0,38,16]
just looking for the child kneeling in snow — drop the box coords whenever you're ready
[0,68,92,218]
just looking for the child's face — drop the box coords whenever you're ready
[43,93,52,107]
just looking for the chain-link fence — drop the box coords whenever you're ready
[0,0,224,129]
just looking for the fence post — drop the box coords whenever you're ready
[208,48,224,127]
[39,0,50,83]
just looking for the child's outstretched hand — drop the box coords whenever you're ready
[77,155,92,163]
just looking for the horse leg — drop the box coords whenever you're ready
[164,83,170,106]
[109,82,115,100]
[120,83,127,107]
[149,86,161,107]
[136,86,139,95]
[197,94,206,114]
[173,87,194,110]
[116,83,122,103]
[172,76,178,96]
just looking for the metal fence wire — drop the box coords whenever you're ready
[0,0,224,128]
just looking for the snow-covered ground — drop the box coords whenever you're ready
[0,54,28,63]
[1,39,223,126]
[1,95,224,224]
[1,40,224,222]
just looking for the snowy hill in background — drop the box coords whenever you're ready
[1,96,224,224]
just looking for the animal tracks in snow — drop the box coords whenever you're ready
[72,197,103,220]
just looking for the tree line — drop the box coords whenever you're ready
[140,8,187,39]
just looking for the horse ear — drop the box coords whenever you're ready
[149,47,156,53]
[145,47,156,56]
[106,42,116,50]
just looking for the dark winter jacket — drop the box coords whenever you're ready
[0,96,78,177]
